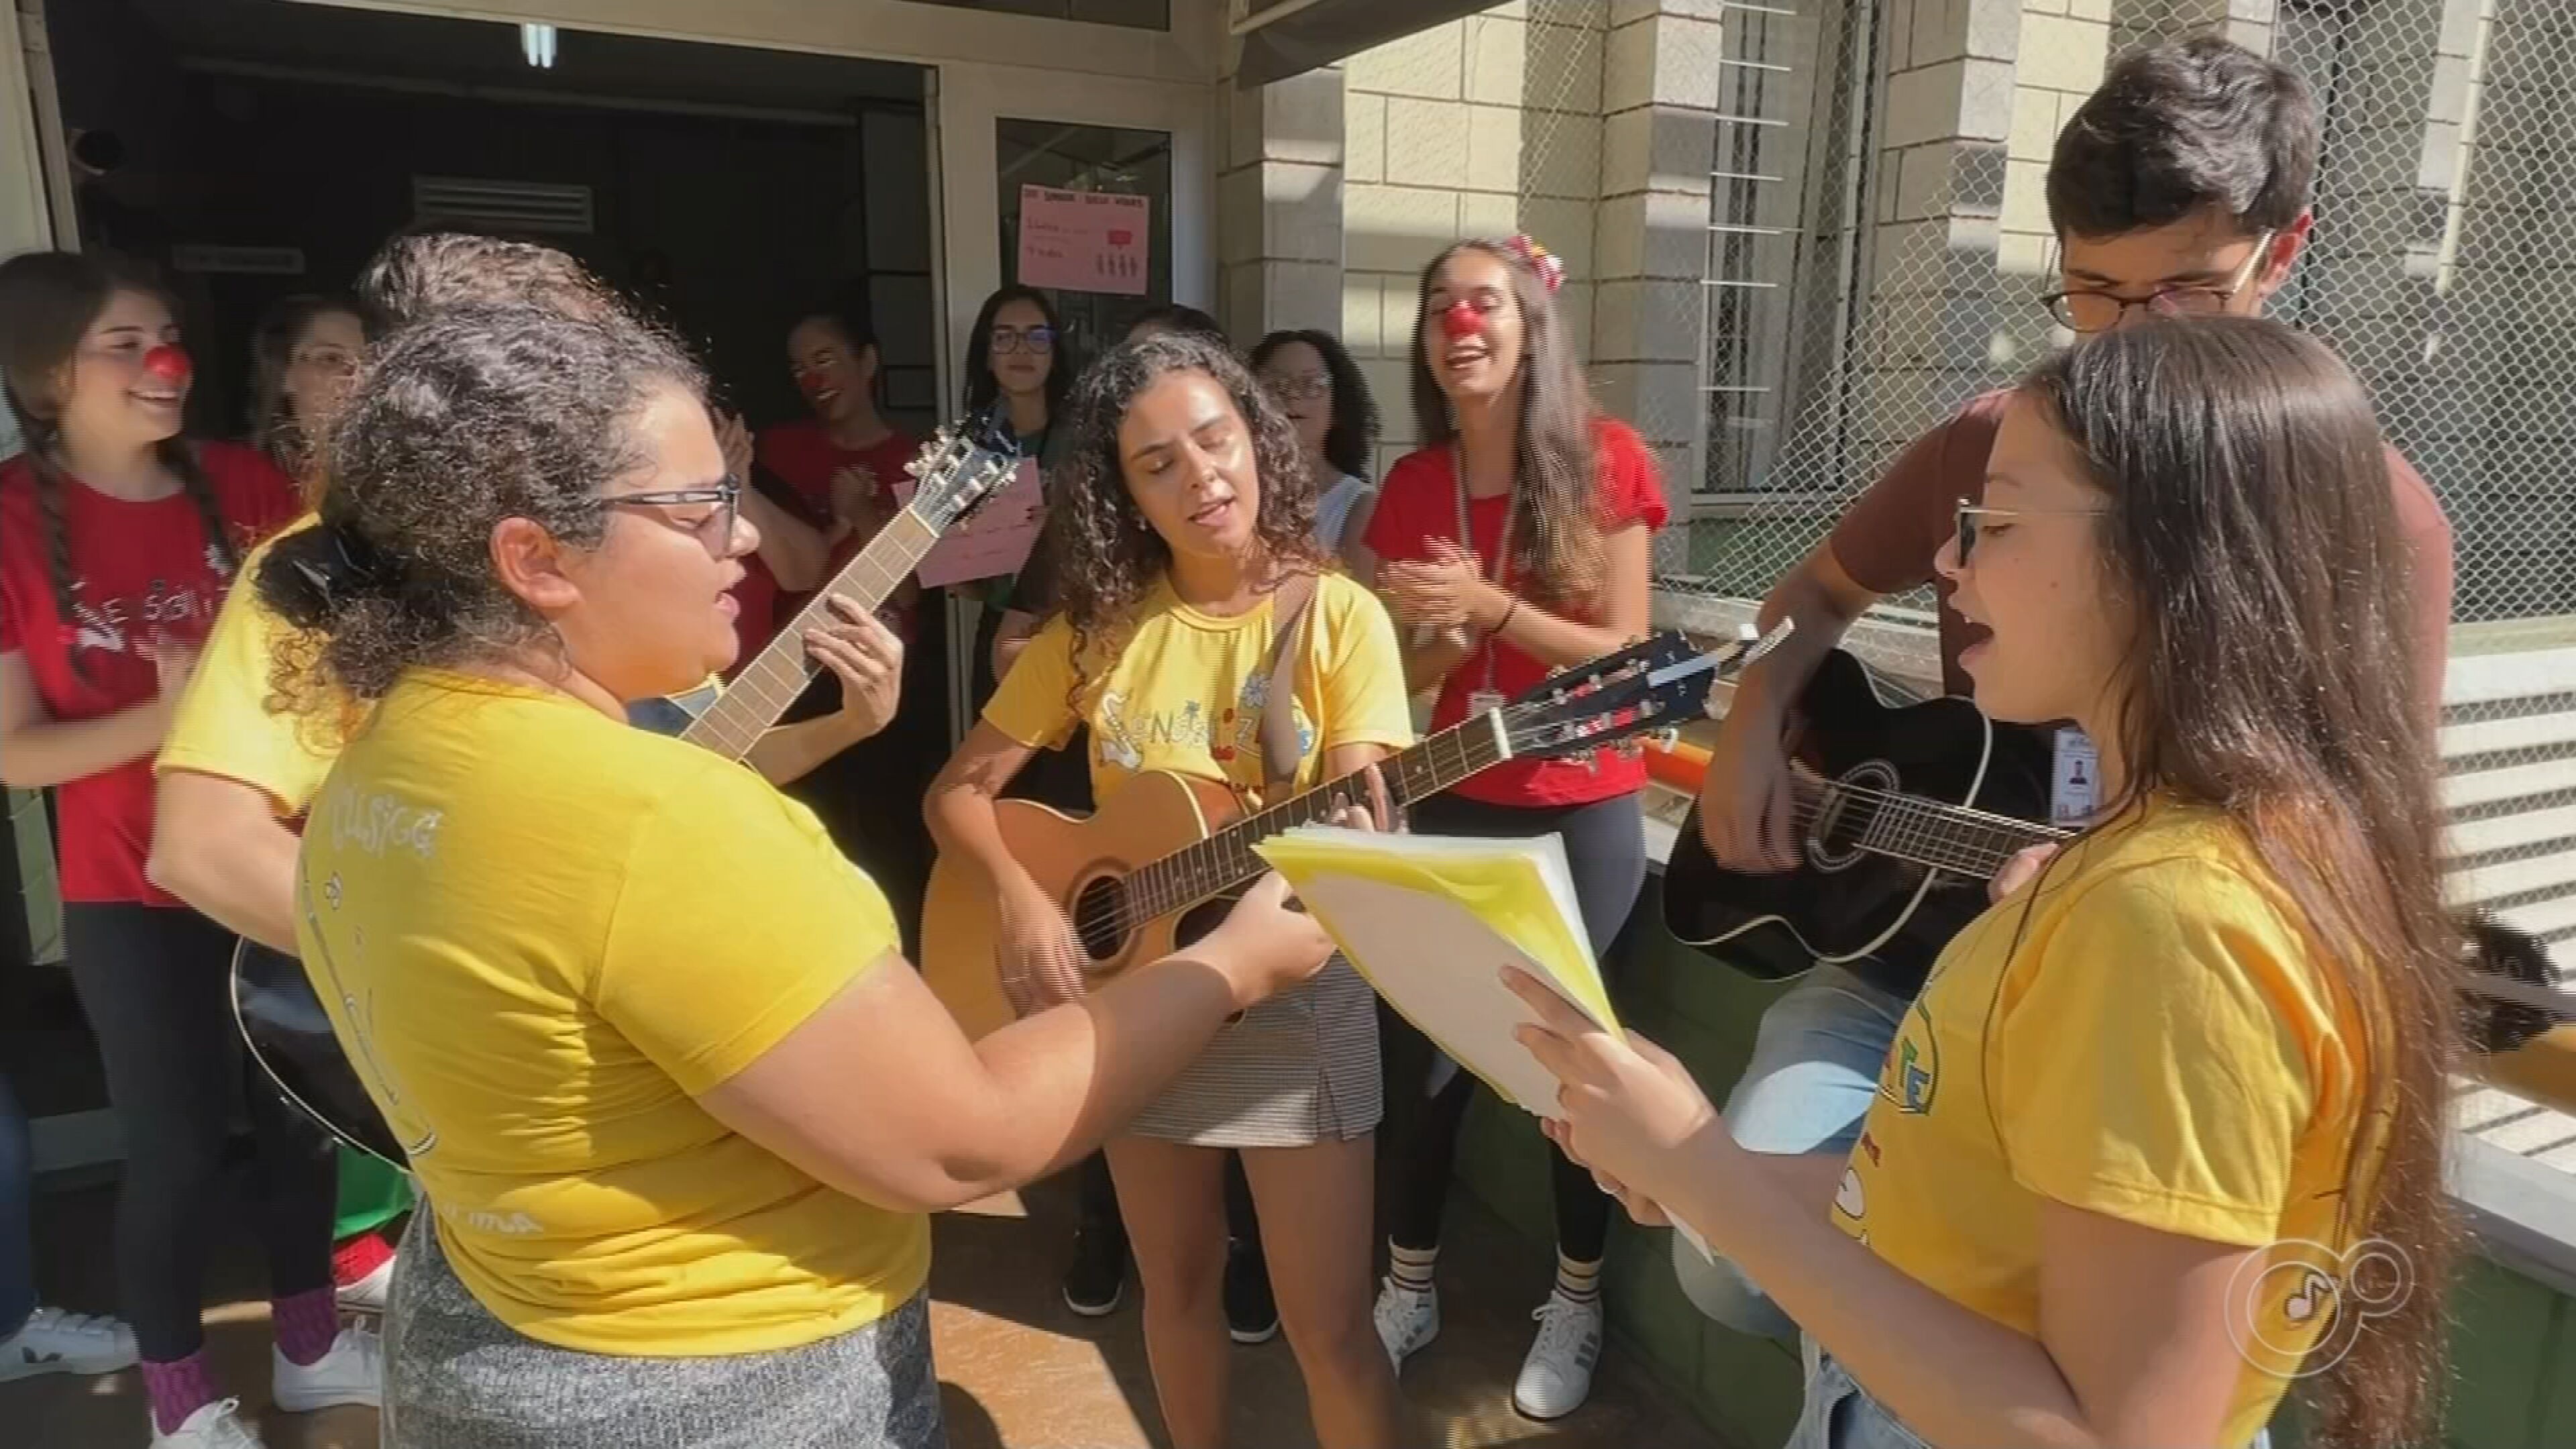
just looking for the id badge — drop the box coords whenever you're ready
[1467,688,1507,716]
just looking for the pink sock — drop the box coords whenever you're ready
[140,1352,223,1435]
[271,1286,339,1367]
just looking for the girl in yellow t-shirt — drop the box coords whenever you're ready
[254,297,1347,1449]
[929,331,1412,1449]
[1513,318,2459,1449]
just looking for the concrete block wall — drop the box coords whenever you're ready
[1341,1,1612,480]
[1217,65,1347,349]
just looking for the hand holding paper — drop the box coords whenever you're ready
[1504,967,1723,1257]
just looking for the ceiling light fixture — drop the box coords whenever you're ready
[521,23,558,70]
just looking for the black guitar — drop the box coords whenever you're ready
[232,419,1024,1166]
[1661,651,2575,1048]
[1662,648,2060,978]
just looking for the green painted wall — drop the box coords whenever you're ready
[1446,873,2576,1449]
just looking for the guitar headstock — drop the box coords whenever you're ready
[902,412,1023,532]
[1496,621,1793,762]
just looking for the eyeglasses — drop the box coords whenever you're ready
[290,347,358,377]
[2040,229,2276,333]
[1263,372,1332,402]
[1953,499,2108,566]
[609,476,740,555]
[989,325,1055,356]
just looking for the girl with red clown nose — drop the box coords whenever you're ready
[1364,234,1668,1420]
[0,251,359,1449]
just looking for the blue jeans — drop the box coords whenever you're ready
[1785,1341,1932,1449]
[1,1070,32,1337]
[1672,961,1906,1339]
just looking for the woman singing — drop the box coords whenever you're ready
[928,331,1411,1449]
[257,297,1342,1448]
[0,251,370,1448]
[1517,318,2459,1449]
[1363,235,1667,1420]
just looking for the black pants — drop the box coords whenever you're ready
[66,902,337,1361]
[1379,792,1648,1265]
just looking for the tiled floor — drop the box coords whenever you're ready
[7,1170,1719,1449]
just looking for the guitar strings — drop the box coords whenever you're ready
[1780,776,2070,875]
[1065,687,1658,945]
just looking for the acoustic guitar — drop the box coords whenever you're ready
[1662,647,2059,977]
[1659,650,2571,1052]
[232,419,1024,1166]
[921,623,1790,1040]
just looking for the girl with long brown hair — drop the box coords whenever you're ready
[1516,316,2459,1449]
[0,251,371,1447]
[1363,235,1668,1419]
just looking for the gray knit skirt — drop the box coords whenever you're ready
[382,1214,945,1448]
[1126,955,1382,1148]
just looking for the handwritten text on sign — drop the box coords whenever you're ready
[896,458,1045,588]
[1017,185,1150,297]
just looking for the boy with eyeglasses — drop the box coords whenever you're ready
[1674,35,2453,1338]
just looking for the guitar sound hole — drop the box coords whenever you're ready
[1809,761,1898,871]
[1071,876,1128,963]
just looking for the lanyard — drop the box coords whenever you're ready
[1452,447,1514,698]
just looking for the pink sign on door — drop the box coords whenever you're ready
[1017,184,1150,297]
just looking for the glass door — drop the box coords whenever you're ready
[927,60,1212,739]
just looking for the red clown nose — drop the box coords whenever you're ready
[140,345,193,384]
[1440,300,1482,341]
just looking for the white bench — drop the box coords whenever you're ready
[2441,643,2576,985]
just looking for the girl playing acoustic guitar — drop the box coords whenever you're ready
[928,331,1411,1449]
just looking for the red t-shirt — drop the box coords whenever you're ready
[1366,418,1672,807]
[733,421,920,665]
[0,443,302,904]
[1826,389,2456,716]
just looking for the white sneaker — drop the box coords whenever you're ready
[1371,1277,1439,1372]
[336,1254,395,1315]
[151,1398,266,1448]
[272,1326,382,1412]
[1512,1291,1603,1421]
[0,1305,140,1380]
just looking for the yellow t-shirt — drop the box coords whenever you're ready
[1833,803,2375,1448]
[156,513,337,814]
[985,570,1413,801]
[296,670,928,1355]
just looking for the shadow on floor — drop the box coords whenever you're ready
[10,1168,1719,1448]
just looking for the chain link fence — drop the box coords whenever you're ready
[1355,0,2573,965]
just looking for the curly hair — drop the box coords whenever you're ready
[356,231,626,332]
[1046,331,1324,709]
[1250,328,1379,481]
[256,302,706,717]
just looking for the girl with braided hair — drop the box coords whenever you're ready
[0,250,372,1446]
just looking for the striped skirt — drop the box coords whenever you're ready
[1126,955,1382,1148]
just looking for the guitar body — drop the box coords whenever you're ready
[231,939,410,1165]
[922,771,1244,1040]
[1664,650,2051,975]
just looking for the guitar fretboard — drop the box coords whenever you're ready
[1794,774,2070,879]
[684,511,941,761]
[1110,709,1517,931]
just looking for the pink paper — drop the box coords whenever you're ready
[1017,185,1150,297]
[896,458,1045,588]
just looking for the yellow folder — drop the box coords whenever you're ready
[1254,826,1617,1113]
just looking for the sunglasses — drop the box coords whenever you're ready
[610,476,741,555]
[1953,499,2108,566]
